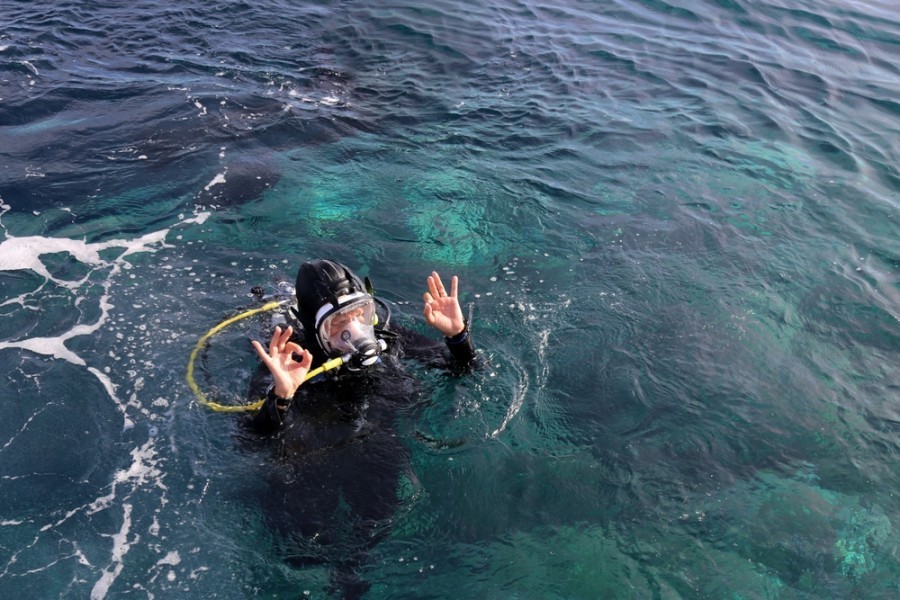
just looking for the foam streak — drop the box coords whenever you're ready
[0,212,209,430]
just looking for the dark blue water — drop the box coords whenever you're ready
[1,1,898,597]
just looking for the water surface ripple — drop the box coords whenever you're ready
[1,0,898,598]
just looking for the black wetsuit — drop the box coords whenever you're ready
[242,317,476,595]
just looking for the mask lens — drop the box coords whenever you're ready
[319,298,376,355]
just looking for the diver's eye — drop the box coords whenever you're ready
[341,310,364,326]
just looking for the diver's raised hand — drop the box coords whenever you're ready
[423,272,466,337]
[251,325,312,399]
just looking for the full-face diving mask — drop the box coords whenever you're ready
[314,292,386,368]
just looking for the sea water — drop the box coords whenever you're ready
[1,1,897,598]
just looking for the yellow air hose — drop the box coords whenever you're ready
[186,300,344,412]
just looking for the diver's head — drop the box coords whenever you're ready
[295,259,384,367]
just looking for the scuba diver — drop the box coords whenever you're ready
[242,259,476,598]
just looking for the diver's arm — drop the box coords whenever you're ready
[422,272,477,366]
[246,325,311,432]
[444,320,476,364]
[247,386,293,432]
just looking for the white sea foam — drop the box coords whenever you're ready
[1,403,51,451]
[0,211,209,430]
[491,365,527,439]
[113,439,166,492]
[90,503,133,600]
[0,205,197,593]
[204,172,226,191]
[92,440,168,596]
[490,318,554,438]
[156,551,180,566]
[19,60,39,75]
[21,437,166,597]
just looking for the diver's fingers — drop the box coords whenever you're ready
[268,326,283,356]
[432,271,447,297]
[426,274,439,299]
[450,275,459,298]
[299,349,313,369]
[277,325,293,348]
[284,341,304,356]
[252,340,273,365]
[423,300,435,324]
[270,326,294,358]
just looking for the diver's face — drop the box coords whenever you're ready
[317,296,378,357]
[323,307,366,337]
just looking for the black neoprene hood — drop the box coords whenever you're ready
[294,259,366,328]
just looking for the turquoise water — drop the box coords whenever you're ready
[1,0,897,597]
